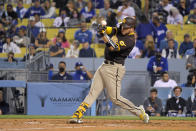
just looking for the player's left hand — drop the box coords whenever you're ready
[97,24,106,34]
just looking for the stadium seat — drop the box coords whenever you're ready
[94,48,104,58]
[23,4,31,9]
[65,28,79,41]
[166,24,182,31]
[55,8,60,16]
[20,48,27,54]
[46,28,59,40]
[0,53,7,58]
[90,44,105,49]
[15,53,25,58]
[41,19,55,27]
[36,48,49,52]
[17,19,28,27]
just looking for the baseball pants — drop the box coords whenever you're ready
[83,62,142,116]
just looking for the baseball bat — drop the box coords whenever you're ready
[103,32,118,49]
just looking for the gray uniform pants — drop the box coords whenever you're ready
[83,62,142,116]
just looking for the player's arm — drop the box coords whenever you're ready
[98,26,118,51]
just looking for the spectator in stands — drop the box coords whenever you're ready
[177,0,190,17]
[66,40,79,58]
[75,0,86,9]
[24,0,45,18]
[0,2,4,19]
[14,0,27,19]
[80,0,96,22]
[13,27,30,47]
[27,16,40,43]
[151,14,168,48]
[135,33,144,55]
[49,36,65,57]
[35,28,50,48]
[74,21,92,44]
[3,36,21,54]
[0,23,5,53]
[144,0,160,18]
[167,7,183,25]
[99,0,113,19]
[34,14,45,28]
[66,0,77,17]
[51,61,72,80]
[187,88,196,116]
[106,10,117,27]
[165,86,186,116]
[136,14,154,42]
[53,8,70,27]
[185,38,196,57]
[72,62,93,80]
[162,39,180,59]
[160,0,174,13]
[144,88,162,116]
[22,44,36,61]
[181,74,196,87]
[53,29,70,48]
[172,0,190,8]
[186,50,196,70]
[4,52,18,63]
[6,24,18,38]
[190,0,196,10]
[0,90,9,115]
[159,30,178,51]
[117,0,135,20]
[147,49,168,74]
[53,0,68,9]
[2,4,18,27]
[187,7,196,24]
[153,71,177,88]
[41,0,56,18]
[79,42,96,57]
[128,46,141,59]
[142,35,156,58]
[179,34,193,57]
[67,9,81,26]
[48,63,54,80]
[92,0,104,9]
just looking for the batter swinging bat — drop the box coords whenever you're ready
[93,20,118,49]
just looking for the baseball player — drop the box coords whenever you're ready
[70,17,149,124]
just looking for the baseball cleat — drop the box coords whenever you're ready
[69,118,83,124]
[139,105,149,124]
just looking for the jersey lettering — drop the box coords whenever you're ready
[119,41,126,47]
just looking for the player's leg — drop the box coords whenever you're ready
[101,64,149,123]
[71,65,105,121]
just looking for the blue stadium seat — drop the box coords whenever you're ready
[0,62,25,69]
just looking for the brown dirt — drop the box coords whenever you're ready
[0,119,196,131]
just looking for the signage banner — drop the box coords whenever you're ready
[27,82,90,115]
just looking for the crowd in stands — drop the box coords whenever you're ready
[0,0,195,59]
[144,87,196,117]
[0,0,196,116]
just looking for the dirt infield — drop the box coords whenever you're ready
[0,119,196,131]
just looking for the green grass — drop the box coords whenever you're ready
[100,130,185,131]
[0,115,196,121]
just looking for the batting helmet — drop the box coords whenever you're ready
[122,17,136,29]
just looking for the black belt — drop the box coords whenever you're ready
[104,60,124,66]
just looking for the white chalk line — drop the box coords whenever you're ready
[7,125,97,130]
